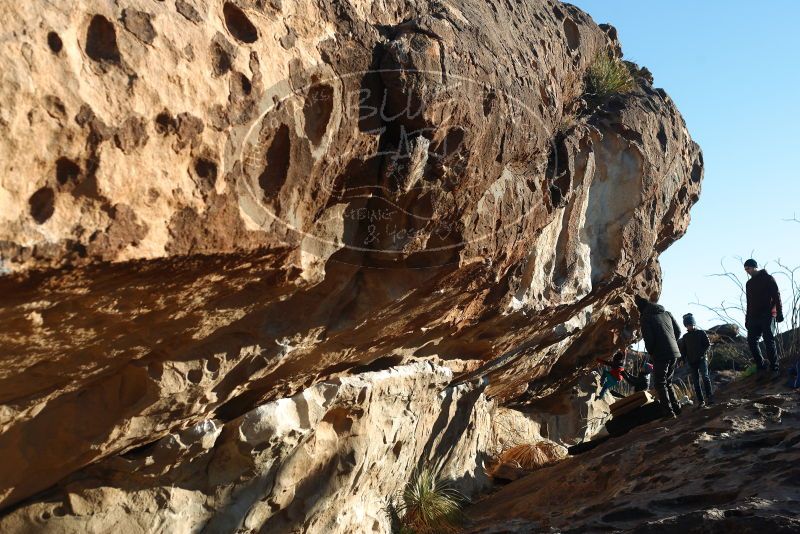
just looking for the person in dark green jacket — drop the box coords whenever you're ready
[678,313,714,407]
[635,295,682,418]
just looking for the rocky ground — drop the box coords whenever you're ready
[467,370,800,532]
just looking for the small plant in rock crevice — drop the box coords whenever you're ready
[584,50,636,108]
[386,465,466,534]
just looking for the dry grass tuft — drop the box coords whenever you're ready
[495,441,566,471]
[585,51,636,106]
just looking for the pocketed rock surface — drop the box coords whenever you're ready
[1,0,702,529]
[466,374,800,533]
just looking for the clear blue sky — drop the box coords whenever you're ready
[571,0,800,332]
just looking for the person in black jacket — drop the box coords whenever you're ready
[635,295,682,418]
[743,259,783,372]
[678,313,714,407]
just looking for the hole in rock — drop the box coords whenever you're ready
[228,72,252,101]
[483,91,496,116]
[206,358,220,373]
[258,124,291,200]
[608,98,627,112]
[215,388,267,422]
[154,110,177,134]
[549,184,563,207]
[303,84,333,146]
[187,368,203,384]
[44,95,66,119]
[238,72,252,95]
[30,187,56,223]
[210,37,234,77]
[194,157,218,187]
[538,85,551,107]
[121,8,156,45]
[47,31,63,53]
[350,355,405,374]
[392,441,403,458]
[122,439,161,459]
[85,15,121,63]
[56,157,81,185]
[657,125,668,151]
[563,18,580,51]
[322,407,354,435]
[691,154,703,183]
[546,136,570,208]
[223,2,258,43]
[317,360,358,379]
[432,127,465,160]
[357,71,383,132]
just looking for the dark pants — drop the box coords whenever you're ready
[689,358,713,404]
[653,358,680,416]
[747,315,778,369]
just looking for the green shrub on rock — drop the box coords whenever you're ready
[386,465,466,534]
[585,51,636,106]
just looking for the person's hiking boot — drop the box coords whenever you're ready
[695,401,706,410]
[672,404,683,416]
[657,403,676,420]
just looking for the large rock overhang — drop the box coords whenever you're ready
[0,0,702,510]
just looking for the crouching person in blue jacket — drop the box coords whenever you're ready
[678,313,714,407]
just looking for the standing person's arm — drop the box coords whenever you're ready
[745,280,753,328]
[641,319,655,356]
[670,313,682,340]
[700,331,711,354]
[769,274,784,322]
[678,336,687,364]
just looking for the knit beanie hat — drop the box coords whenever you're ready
[744,258,758,268]
[682,313,696,327]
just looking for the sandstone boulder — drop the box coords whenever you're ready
[0,0,702,521]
